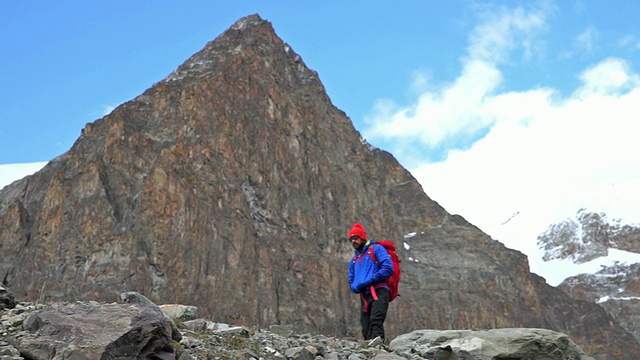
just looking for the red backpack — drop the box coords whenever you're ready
[365,240,401,302]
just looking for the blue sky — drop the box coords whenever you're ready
[3,1,638,165]
[2,1,640,285]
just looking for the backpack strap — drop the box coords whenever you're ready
[367,244,380,301]
[367,244,378,264]
[370,285,378,301]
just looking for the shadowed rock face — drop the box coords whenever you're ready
[0,14,638,359]
[559,263,640,344]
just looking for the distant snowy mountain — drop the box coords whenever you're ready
[0,162,48,190]
[475,203,640,287]
[537,209,640,264]
[532,209,640,286]
[504,207,640,342]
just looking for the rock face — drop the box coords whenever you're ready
[0,14,638,359]
[559,263,640,343]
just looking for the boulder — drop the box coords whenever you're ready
[390,328,594,360]
[0,286,16,310]
[15,302,175,360]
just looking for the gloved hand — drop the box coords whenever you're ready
[361,277,373,289]
[350,283,361,293]
[351,278,373,293]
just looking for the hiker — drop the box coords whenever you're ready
[347,223,394,345]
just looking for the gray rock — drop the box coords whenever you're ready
[120,290,156,305]
[0,287,16,311]
[182,318,208,332]
[390,328,595,360]
[15,302,174,360]
[121,291,183,342]
[284,346,317,360]
[159,304,199,321]
[269,324,294,337]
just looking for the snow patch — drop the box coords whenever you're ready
[597,295,640,304]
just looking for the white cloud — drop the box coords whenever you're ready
[409,55,640,255]
[469,5,547,64]
[616,35,640,50]
[575,26,598,53]
[574,57,640,97]
[364,3,549,154]
[365,59,501,148]
[363,3,640,285]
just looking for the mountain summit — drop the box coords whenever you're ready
[0,14,637,359]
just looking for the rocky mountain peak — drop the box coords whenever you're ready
[163,14,316,87]
[1,15,639,359]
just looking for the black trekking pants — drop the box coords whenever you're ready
[360,287,390,341]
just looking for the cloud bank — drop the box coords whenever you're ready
[363,3,640,284]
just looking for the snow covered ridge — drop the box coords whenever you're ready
[561,261,640,303]
[0,162,48,190]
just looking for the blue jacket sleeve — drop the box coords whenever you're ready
[348,258,357,293]
[371,245,394,284]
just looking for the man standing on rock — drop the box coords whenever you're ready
[347,223,394,346]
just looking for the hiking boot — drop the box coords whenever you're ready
[367,336,383,348]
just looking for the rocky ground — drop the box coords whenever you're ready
[0,291,594,360]
[1,300,392,360]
